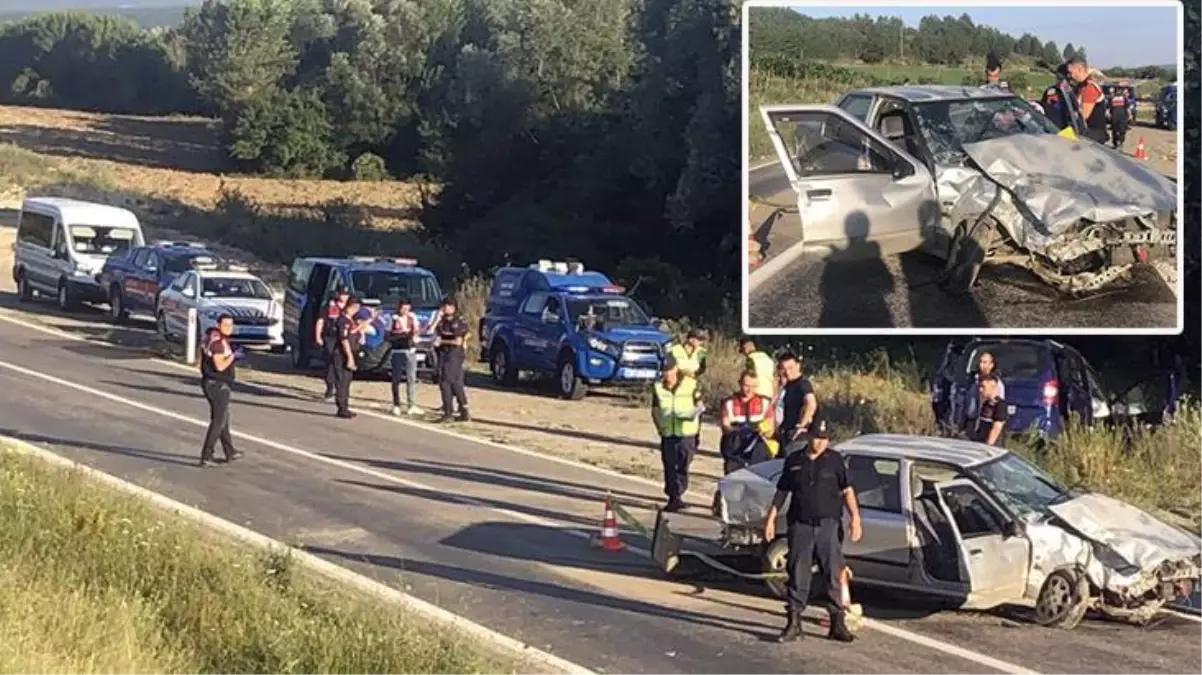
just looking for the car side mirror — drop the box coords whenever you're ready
[542,310,559,324]
[182,287,195,299]
[1002,520,1024,539]
[892,160,915,180]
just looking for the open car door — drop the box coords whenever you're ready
[933,479,1031,610]
[758,104,940,260]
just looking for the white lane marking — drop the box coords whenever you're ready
[0,311,668,491]
[749,160,777,173]
[0,355,1039,675]
[0,435,593,675]
[1165,608,1202,623]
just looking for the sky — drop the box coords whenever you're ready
[782,3,1181,68]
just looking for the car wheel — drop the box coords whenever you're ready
[156,311,172,341]
[16,270,31,302]
[1034,568,1090,630]
[762,536,789,600]
[490,343,519,386]
[109,286,128,323]
[56,280,75,311]
[557,354,587,400]
[942,222,994,295]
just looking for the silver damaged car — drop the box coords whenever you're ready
[759,85,1178,295]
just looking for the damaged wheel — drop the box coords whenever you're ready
[1035,568,1090,630]
[942,222,995,294]
[762,537,789,600]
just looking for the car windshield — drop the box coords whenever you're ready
[164,253,209,274]
[350,271,442,309]
[69,225,138,255]
[967,343,1047,380]
[201,276,272,300]
[911,97,1062,162]
[968,453,1071,518]
[567,296,650,329]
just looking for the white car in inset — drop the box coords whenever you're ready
[156,262,286,352]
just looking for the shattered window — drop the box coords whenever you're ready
[969,453,1070,518]
[911,96,1062,163]
[767,110,894,177]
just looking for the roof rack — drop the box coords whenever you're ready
[155,240,204,248]
[191,259,249,273]
[529,259,586,274]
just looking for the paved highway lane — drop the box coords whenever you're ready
[0,314,1198,674]
[745,161,1178,330]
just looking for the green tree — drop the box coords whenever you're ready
[228,86,344,177]
[1062,42,1076,61]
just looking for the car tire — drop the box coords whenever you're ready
[56,279,75,311]
[490,342,519,386]
[942,221,993,295]
[16,270,32,302]
[1034,568,1090,630]
[109,285,128,323]
[556,353,587,400]
[762,536,789,600]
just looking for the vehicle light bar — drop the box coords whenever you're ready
[563,285,592,293]
[156,240,203,248]
[601,285,626,294]
[190,256,215,266]
[349,256,378,261]
[566,261,585,274]
[391,257,418,266]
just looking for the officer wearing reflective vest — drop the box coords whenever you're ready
[741,337,776,400]
[667,328,709,449]
[1107,80,1131,149]
[316,286,350,400]
[1066,55,1109,144]
[651,357,704,512]
[719,371,776,474]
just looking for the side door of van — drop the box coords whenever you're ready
[284,259,315,343]
[16,209,57,292]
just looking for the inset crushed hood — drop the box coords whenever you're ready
[958,134,1176,235]
[1048,492,1201,572]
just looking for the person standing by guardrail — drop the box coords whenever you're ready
[432,296,470,423]
[316,286,350,400]
[668,329,709,451]
[199,314,243,468]
[652,357,704,512]
[388,298,423,417]
[332,296,361,419]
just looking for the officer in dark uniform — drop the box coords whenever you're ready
[762,415,861,643]
[332,296,361,419]
[1107,81,1131,149]
[316,286,350,399]
[199,313,244,467]
[433,296,470,422]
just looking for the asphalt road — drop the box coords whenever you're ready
[745,163,1178,330]
[0,306,1199,673]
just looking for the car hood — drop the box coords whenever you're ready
[1047,492,1201,571]
[717,458,786,525]
[202,297,274,318]
[938,134,1177,249]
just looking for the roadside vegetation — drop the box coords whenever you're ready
[0,447,507,674]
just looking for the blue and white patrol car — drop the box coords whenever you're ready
[479,260,671,400]
[156,261,285,351]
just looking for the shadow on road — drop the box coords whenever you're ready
[0,427,196,466]
[817,211,895,328]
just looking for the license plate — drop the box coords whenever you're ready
[620,368,658,380]
[1118,230,1175,245]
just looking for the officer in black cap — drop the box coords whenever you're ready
[316,286,351,400]
[762,414,862,643]
[433,295,470,422]
[331,295,361,419]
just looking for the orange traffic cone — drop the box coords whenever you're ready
[592,496,625,552]
[1134,136,1147,161]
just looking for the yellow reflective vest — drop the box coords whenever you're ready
[745,350,775,398]
[668,342,706,380]
[653,379,701,438]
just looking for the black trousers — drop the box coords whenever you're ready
[438,347,468,415]
[659,435,696,502]
[201,378,236,460]
[1110,110,1129,147]
[785,519,844,615]
[322,338,338,396]
[332,350,353,415]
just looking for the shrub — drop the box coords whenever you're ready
[350,153,390,181]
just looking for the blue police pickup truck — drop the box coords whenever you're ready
[282,256,444,380]
[478,260,671,400]
[97,240,215,323]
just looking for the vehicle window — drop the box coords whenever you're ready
[68,225,138,255]
[491,271,522,299]
[837,94,874,122]
[544,296,561,318]
[349,270,442,309]
[521,292,550,315]
[911,97,1062,163]
[940,484,1006,538]
[566,296,651,330]
[144,252,160,271]
[288,259,313,293]
[164,254,203,274]
[766,109,894,177]
[967,343,1046,380]
[968,453,1069,519]
[201,276,272,300]
[17,211,54,247]
[131,249,149,268]
[846,456,902,513]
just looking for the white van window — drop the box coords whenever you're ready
[69,225,138,255]
[18,212,54,248]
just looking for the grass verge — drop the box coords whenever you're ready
[0,445,512,674]
[0,142,115,196]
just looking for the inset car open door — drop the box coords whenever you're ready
[933,479,1031,610]
[758,104,940,259]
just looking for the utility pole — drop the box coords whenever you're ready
[899,23,904,61]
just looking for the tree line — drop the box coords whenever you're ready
[0,0,739,322]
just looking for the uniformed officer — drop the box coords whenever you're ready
[199,314,244,467]
[1108,80,1131,149]
[966,374,1009,446]
[332,296,361,419]
[652,357,704,512]
[762,415,861,643]
[1066,55,1109,144]
[741,337,776,400]
[667,329,708,449]
[316,286,350,400]
[433,296,470,422]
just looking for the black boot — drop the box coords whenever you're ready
[776,610,803,643]
[828,611,855,643]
